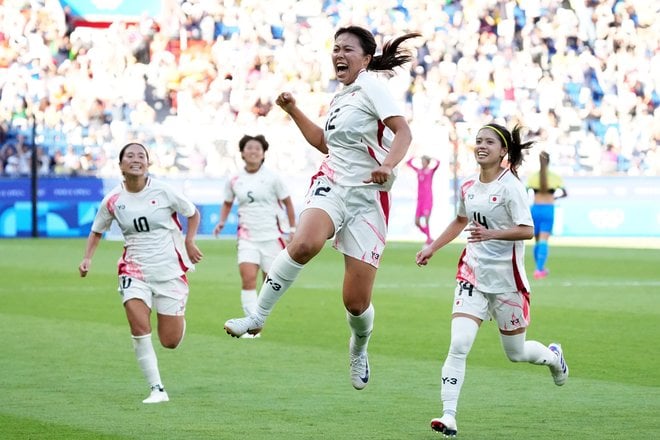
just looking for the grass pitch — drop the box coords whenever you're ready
[1,238,658,439]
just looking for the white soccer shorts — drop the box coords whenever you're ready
[237,237,286,273]
[451,281,531,332]
[117,276,189,316]
[303,174,389,268]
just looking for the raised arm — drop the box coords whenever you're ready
[276,92,328,154]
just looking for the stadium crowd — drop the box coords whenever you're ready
[1,0,659,178]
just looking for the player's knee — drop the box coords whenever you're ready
[448,333,473,357]
[289,241,321,263]
[161,337,181,349]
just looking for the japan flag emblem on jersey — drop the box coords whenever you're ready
[489,194,501,204]
[150,199,157,206]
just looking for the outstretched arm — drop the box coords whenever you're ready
[276,92,328,154]
[416,215,468,266]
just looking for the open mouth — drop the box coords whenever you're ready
[335,63,348,74]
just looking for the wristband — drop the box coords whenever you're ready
[289,226,296,233]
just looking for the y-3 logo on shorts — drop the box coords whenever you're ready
[442,376,458,385]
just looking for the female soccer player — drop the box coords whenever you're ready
[406,155,440,244]
[416,124,568,436]
[79,142,203,403]
[213,134,296,336]
[223,26,418,390]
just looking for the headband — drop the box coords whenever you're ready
[482,125,508,149]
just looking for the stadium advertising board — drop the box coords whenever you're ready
[0,176,658,238]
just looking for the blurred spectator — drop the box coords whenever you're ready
[0,0,657,178]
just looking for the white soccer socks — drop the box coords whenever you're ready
[132,333,164,391]
[441,317,479,415]
[241,289,258,316]
[255,249,303,319]
[347,303,375,355]
[500,333,558,366]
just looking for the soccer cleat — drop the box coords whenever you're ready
[534,269,549,279]
[239,332,262,339]
[349,352,370,390]
[431,414,458,437]
[548,343,568,386]
[142,385,169,404]
[224,314,264,338]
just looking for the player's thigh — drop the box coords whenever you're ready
[487,291,530,332]
[118,276,153,334]
[152,277,189,317]
[301,175,345,236]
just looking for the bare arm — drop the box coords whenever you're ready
[465,222,534,242]
[185,208,203,264]
[416,215,468,266]
[364,115,412,184]
[79,231,103,277]
[213,201,234,236]
[276,92,328,154]
[281,196,296,230]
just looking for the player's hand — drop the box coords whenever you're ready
[213,222,225,237]
[276,92,296,114]
[363,165,392,185]
[465,221,491,242]
[79,258,91,277]
[416,247,433,266]
[186,243,204,263]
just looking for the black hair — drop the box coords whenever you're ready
[481,123,534,177]
[238,134,269,153]
[119,142,149,162]
[334,26,420,74]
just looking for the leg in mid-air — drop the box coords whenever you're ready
[494,291,568,386]
[342,256,377,390]
[223,208,334,337]
[500,332,568,386]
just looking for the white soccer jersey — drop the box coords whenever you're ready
[224,165,290,241]
[91,177,197,282]
[320,70,403,191]
[456,169,532,294]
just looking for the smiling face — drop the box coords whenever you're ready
[119,143,149,177]
[332,32,371,85]
[241,139,265,171]
[475,128,506,168]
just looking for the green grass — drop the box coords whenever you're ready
[1,238,659,439]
